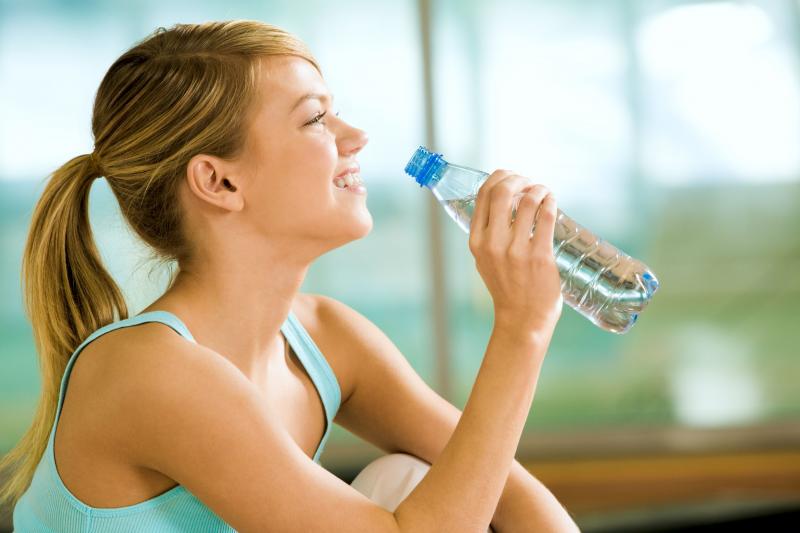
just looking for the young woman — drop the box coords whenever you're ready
[1,20,577,532]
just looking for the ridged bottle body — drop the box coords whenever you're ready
[406,148,659,334]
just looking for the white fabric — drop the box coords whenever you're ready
[351,453,494,532]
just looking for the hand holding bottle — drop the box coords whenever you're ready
[468,170,564,338]
[405,146,660,334]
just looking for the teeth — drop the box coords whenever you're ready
[334,173,363,189]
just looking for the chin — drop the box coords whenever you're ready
[349,209,374,239]
[329,209,373,249]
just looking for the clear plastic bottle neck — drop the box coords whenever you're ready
[428,163,489,203]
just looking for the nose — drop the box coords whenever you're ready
[338,121,369,157]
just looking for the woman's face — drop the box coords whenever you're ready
[233,54,371,253]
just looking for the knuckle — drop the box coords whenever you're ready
[484,170,511,188]
[538,204,556,220]
[506,247,528,264]
[531,254,554,269]
[494,181,516,196]
[519,192,538,207]
[525,185,547,199]
[486,243,505,258]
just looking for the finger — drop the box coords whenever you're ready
[470,169,514,236]
[531,193,558,254]
[510,186,550,248]
[485,175,537,240]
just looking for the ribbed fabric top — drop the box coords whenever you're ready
[13,309,341,532]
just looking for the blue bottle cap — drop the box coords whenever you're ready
[404,146,447,188]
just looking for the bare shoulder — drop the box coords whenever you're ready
[295,292,370,336]
[73,319,207,403]
[77,312,398,531]
[80,319,251,450]
[95,316,248,391]
[293,293,391,406]
[303,293,395,352]
[82,318,223,392]
[89,321,266,473]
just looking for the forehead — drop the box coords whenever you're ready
[254,55,328,110]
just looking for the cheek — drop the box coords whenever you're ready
[276,130,338,184]
[303,134,339,179]
[319,134,339,165]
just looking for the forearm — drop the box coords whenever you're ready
[491,460,579,533]
[394,329,545,532]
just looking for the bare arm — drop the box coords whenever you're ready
[119,335,399,533]
[393,327,550,532]
[322,294,577,532]
[119,325,547,532]
[393,171,564,532]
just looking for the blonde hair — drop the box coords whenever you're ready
[0,20,319,507]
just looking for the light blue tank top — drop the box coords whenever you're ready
[13,309,342,532]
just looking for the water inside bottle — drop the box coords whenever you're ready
[443,193,659,334]
[443,194,477,233]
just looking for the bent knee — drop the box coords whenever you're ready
[350,453,431,511]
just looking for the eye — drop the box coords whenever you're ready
[305,111,328,126]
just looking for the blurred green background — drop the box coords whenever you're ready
[2,0,799,530]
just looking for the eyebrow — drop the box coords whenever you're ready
[290,92,334,113]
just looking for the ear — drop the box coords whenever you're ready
[185,154,244,212]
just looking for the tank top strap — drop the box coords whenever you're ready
[50,311,196,444]
[280,310,342,462]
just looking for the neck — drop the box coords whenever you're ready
[143,243,312,378]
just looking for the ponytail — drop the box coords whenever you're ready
[0,153,128,506]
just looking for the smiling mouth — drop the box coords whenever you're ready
[333,172,364,189]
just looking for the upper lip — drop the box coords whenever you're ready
[334,165,360,180]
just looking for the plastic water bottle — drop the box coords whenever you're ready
[404,146,660,334]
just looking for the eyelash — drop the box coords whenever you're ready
[305,110,340,127]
